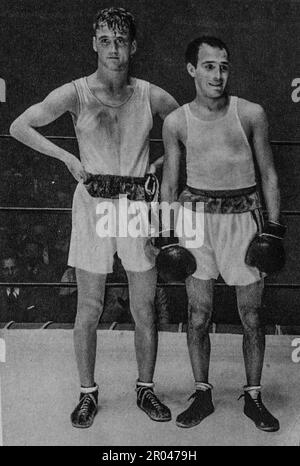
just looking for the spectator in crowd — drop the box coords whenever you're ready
[29,220,54,265]
[0,249,29,322]
[21,237,56,282]
[0,248,59,323]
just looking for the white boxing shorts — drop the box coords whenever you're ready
[68,183,156,274]
[177,206,263,286]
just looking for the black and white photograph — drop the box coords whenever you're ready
[0,0,299,448]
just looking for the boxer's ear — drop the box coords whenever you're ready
[187,62,196,78]
[130,39,137,56]
[93,36,97,53]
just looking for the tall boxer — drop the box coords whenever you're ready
[161,36,283,431]
[10,7,178,428]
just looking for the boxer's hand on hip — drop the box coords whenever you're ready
[148,163,156,175]
[64,154,87,183]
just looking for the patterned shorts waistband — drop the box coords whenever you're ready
[186,185,257,198]
[179,186,261,214]
[83,173,159,202]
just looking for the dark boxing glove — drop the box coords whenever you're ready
[155,230,197,282]
[245,221,287,274]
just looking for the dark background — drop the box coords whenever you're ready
[0,0,300,327]
[1,0,299,139]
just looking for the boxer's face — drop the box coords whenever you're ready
[188,44,229,99]
[93,23,136,72]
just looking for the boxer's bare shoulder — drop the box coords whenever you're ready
[237,97,267,127]
[237,97,268,140]
[35,83,78,119]
[10,82,77,133]
[149,83,179,119]
[163,106,187,143]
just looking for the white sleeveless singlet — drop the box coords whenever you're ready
[184,96,256,191]
[72,76,153,176]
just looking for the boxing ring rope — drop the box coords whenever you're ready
[1,134,300,145]
[1,282,300,288]
[0,207,298,215]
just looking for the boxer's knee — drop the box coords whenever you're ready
[188,302,212,332]
[186,277,214,332]
[127,268,157,331]
[239,306,262,332]
[74,268,106,332]
[131,296,157,331]
[75,293,104,332]
[236,280,263,332]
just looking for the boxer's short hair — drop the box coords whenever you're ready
[185,36,230,67]
[93,7,136,41]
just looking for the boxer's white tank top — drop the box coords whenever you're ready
[71,76,153,176]
[184,96,256,190]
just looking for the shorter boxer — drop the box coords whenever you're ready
[161,36,282,431]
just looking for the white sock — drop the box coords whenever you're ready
[136,380,155,389]
[195,382,213,391]
[244,385,262,399]
[80,383,99,394]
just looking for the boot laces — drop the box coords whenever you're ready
[188,390,207,406]
[252,393,264,411]
[239,392,264,411]
[144,390,162,409]
[137,387,163,411]
[80,393,95,415]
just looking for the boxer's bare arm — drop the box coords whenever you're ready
[161,109,183,203]
[249,104,280,222]
[9,83,87,182]
[149,85,179,173]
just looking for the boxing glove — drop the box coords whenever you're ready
[245,220,287,274]
[155,230,197,282]
[154,229,179,249]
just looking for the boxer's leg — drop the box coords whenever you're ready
[236,279,279,431]
[127,267,171,421]
[127,267,157,383]
[236,279,264,386]
[176,276,215,428]
[74,268,106,387]
[71,268,106,428]
[186,276,214,383]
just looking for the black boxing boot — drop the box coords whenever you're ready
[239,387,280,432]
[176,383,214,428]
[136,381,171,422]
[71,384,98,428]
